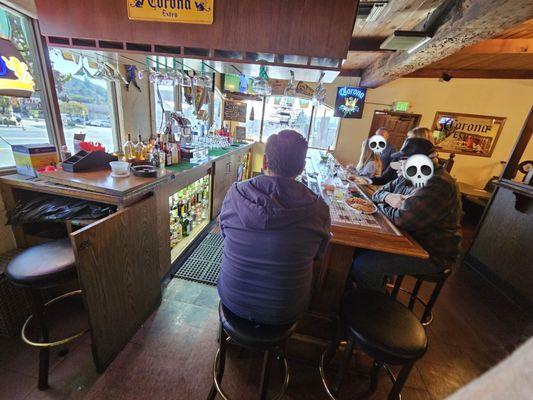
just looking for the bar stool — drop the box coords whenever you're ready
[320,290,427,400]
[389,268,452,326]
[6,239,89,390]
[207,302,297,400]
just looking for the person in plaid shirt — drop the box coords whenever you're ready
[351,138,462,291]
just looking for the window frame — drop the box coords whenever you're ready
[0,5,59,172]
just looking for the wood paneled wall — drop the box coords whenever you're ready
[35,0,358,59]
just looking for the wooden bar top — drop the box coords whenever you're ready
[306,149,428,259]
[0,143,253,206]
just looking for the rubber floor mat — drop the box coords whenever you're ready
[174,233,223,286]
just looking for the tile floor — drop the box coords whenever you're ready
[1,264,532,400]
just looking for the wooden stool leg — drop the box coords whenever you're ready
[409,279,423,310]
[207,325,227,400]
[388,362,414,400]
[259,350,273,400]
[30,290,50,390]
[370,361,381,392]
[332,338,354,395]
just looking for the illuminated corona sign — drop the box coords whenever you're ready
[0,38,35,98]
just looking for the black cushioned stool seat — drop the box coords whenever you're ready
[207,303,297,400]
[6,239,76,288]
[342,290,427,365]
[320,290,428,400]
[5,239,85,391]
[220,303,297,350]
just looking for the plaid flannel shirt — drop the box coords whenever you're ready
[372,167,462,268]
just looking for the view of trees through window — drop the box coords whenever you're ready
[0,7,51,168]
[50,48,118,153]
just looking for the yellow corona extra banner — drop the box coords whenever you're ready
[127,0,214,24]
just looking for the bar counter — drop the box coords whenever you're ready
[0,142,252,372]
[291,150,428,358]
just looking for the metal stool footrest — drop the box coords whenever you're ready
[211,337,290,400]
[319,348,402,400]
[21,290,88,348]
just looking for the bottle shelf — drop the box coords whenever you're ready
[168,174,211,263]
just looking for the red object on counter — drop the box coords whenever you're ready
[79,141,106,152]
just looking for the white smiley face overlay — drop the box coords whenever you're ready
[368,134,387,155]
[403,154,434,188]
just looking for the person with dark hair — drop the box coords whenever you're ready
[352,138,462,291]
[218,130,331,324]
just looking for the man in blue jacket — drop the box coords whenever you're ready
[218,130,331,325]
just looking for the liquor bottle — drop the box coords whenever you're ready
[158,144,166,167]
[123,134,135,161]
[176,222,183,242]
[182,214,190,236]
[165,143,172,166]
[135,134,145,160]
[151,144,161,167]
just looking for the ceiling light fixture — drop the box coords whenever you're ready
[380,31,432,52]
[407,36,431,53]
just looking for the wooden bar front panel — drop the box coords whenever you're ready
[35,0,358,58]
[71,195,161,372]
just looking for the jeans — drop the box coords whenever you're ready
[351,249,443,292]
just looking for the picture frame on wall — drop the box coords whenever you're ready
[431,111,506,157]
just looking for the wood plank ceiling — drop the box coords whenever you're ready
[407,19,533,79]
[344,0,443,73]
[344,1,533,85]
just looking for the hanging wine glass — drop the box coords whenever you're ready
[312,72,326,106]
[284,70,297,97]
[148,68,160,84]
[252,66,272,96]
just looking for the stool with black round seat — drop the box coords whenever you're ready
[5,239,89,390]
[319,290,427,400]
[207,302,297,400]
[389,268,452,326]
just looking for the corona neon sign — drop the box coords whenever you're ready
[0,38,35,98]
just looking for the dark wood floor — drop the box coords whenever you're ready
[1,263,531,400]
[1,213,532,400]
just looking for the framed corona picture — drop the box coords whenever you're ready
[431,111,506,157]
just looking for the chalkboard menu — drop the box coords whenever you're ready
[223,100,247,123]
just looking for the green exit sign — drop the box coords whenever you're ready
[393,101,410,112]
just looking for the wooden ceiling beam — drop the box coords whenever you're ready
[338,68,363,77]
[349,37,391,52]
[406,69,533,79]
[459,39,533,54]
[360,0,533,88]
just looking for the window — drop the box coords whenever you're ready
[49,48,119,153]
[179,83,211,135]
[240,98,263,142]
[0,6,54,168]
[308,104,341,150]
[262,96,312,142]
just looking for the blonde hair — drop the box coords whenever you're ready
[356,139,382,174]
[407,127,434,143]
